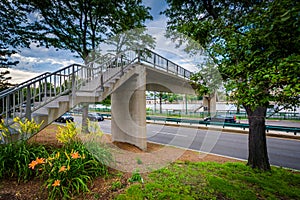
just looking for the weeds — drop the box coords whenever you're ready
[128,169,143,183]
[136,157,143,165]
[111,180,122,191]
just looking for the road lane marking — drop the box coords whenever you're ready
[152,131,188,137]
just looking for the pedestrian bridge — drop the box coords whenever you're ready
[0,48,195,150]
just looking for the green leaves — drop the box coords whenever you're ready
[18,0,152,59]
[164,0,300,110]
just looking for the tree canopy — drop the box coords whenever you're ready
[105,27,156,54]
[22,0,152,60]
[163,0,300,170]
[0,0,35,90]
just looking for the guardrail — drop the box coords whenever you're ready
[146,116,300,135]
[98,114,300,135]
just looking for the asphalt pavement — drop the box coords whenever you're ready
[90,118,300,170]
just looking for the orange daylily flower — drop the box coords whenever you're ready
[71,151,81,159]
[29,160,38,169]
[59,166,67,172]
[52,180,61,187]
[35,157,45,164]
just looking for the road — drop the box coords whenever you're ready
[77,118,300,170]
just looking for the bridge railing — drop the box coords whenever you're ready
[0,72,51,96]
[140,48,193,79]
[104,48,193,79]
[0,64,83,123]
[0,48,193,124]
[0,51,138,124]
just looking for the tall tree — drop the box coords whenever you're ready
[20,0,152,132]
[22,0,152,60]
[163,0,300,170]
[105,27,156,55]
[0,0,34,91]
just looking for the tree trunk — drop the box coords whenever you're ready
[159,93,162,114]
[81,56,92,134]
[237,104,240,114]
[207,97,211,116]
[245,106,271,171]
[81,103,89,134]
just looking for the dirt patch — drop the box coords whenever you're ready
[1,123,241,200]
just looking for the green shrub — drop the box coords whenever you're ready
[56,121,112,167]
[29,145,107,200]
[0,118,48,182]
[27,121,112,199]
[0,142,49,182]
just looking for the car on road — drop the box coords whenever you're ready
[204,115,236,123]
[55,113,74,123]
[88,113,104,121]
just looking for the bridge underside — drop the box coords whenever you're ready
[110,64,195,150]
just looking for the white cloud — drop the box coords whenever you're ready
[144,26,204,72]
[12,44,82,73]
[2,68,41,84]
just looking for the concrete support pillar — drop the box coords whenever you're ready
[111,66,147,150]
[203,92,217,115]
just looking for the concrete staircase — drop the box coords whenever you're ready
[32,64,137,128]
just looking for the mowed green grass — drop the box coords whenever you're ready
[116,162,300,200]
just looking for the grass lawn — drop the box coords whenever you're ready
[116,162,300,200]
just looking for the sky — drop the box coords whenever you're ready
[5,0,203,84]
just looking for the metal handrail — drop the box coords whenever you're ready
[0,48,193,125]
[0,72,51,96]
[141,48,193,79]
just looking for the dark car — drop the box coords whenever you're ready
[88,113,104,121]
[55,113,74,123]
[204,115,236,123]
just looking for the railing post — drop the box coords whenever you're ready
[166,60,169,72]
[5,95,9,122]
[44,79,47,101]
[25,85,31,120]
[71,65,76,100]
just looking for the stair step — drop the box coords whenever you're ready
[46,102,59,108]
[76,91,102,97]
[32,107,48,116]
[57,95,69,102]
